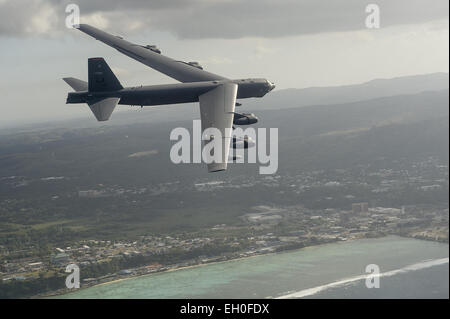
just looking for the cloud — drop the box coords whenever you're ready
[198,57,233,65]
[0,0,448,38]
[0,0,57,36]
[254,40,277,59]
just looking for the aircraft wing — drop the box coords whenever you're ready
[199,83,237,172]
[76,24,228,83]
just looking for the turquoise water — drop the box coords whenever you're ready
[55,236,449,299]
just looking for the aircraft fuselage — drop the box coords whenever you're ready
[67,78,273,106]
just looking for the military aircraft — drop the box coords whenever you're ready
[64,24,275,172]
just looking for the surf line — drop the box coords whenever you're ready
[276,257,449,299]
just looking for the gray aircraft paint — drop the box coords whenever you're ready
[63,24,275,172]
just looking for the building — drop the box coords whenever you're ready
[51,252,70,265]
[352,202,369,214]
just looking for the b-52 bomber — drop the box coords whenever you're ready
[64,24,275,172]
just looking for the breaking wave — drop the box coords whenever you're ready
[276,257,449,299]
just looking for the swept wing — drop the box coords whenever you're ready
[76,24,227,83]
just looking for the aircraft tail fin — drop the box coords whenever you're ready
[86,58,122,120]
[64,58,122,121]
[88,57,123,92]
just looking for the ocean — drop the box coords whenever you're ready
[54,236,449,299]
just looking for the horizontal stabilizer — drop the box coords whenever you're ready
[63,77,88,92]
[88,97,120,121]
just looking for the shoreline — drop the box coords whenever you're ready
[40,234,448,299]
[41,236,350,298]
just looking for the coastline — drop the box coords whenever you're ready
[39,233,449,299]
[41,236,348,298]
[38,234,413,298]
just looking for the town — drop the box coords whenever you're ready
[1,202,447,297]
[0,156,448,298]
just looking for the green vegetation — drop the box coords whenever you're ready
[0,88,448,298]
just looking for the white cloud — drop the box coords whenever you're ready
[24,2,58,35]
[81,12,110,30]
[0,0,448,38]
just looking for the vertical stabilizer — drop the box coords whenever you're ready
[88,57,123,92]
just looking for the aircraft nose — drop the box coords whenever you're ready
[267,80,275,91]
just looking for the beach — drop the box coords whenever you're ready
[51,236,449,299]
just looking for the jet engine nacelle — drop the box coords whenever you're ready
[187,61,203,70]
[233,112,258,125]
[143,45,161,54]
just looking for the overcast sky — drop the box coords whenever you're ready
[0,0,448,127]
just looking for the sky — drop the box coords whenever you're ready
[0,0,448,127]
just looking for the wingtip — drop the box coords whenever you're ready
[75,24,94,32]
[75,23,89,29]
